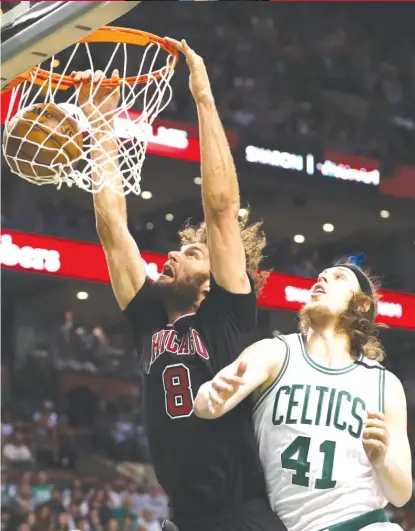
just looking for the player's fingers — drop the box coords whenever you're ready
[212,379,233,393]
[363,427,388,444]
[208,387,224,406]
[111,69,120,82]
[208,399,217,416]
[235,361,247,378]
[71,71,83,83]
[363,439,384,452]
[164,37,184,52]
[182,39,200,64]
[365,418,385,429]
[367,411,385,421]
[181,39,192,54]
[81,70,93,82]
[220,375,244,387]
[184,39,204,64]
[93,70,105,84]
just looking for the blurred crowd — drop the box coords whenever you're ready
[1,469,168,531]
[2,383,149,469]
[1,469,414,531]
[40,2,415,163]
[3,308,146,462]
[9,310,140,379]
[131,2,415,165]
[2,359,163,531]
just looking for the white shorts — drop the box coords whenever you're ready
[361,524,403,531]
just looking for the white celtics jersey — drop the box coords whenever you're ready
[252,333,388,531]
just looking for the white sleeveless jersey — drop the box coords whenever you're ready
[252,333,389,531]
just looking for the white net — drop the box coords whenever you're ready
[2,36,176,195]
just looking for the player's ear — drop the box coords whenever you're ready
[354,292,372,313]
[201,278,210,296]
[358,300,371,313]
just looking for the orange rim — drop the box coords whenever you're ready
[2,26,179,92]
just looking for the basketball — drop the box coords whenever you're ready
[3,103,83,180]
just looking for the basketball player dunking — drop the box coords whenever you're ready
[72,40,286,531]
[195,264,412,531]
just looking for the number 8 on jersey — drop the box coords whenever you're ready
[162,364,195,418]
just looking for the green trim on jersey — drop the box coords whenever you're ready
[299,335,363,375]
[253,338,290,412]
[320,509,389,531]
[378,368,386,413]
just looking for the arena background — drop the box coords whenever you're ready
[1,2,414,531]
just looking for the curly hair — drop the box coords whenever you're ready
[178,213,268,295]
[299,282,387,362]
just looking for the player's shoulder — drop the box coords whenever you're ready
[201,274,257,312]
[275,332,300,345]
[356,356,386,395]
[358,355,385,370]
[196,274,257,334]
[357,357,407,408]
[382,369,407,416]
[382,368,405,392]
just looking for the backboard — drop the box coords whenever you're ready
[1,1,142,90]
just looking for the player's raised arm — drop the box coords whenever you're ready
[194,338,285,419]
[73,70,146,310]
[364,372,412,507]
[169,39,250,294]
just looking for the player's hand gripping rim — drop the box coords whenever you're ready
[207,361,247,416]
[71,69,121,126]
[165,37,213,104]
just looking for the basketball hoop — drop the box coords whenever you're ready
[2,27,179,195]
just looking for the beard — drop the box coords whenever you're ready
[299,300,338,331]
[153,272,210,314]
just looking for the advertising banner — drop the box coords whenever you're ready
[2,231,414,330]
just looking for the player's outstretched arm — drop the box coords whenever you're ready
[168,39,249,294]
[363,372,412,507]
[194,338,285,419]
[73,70,146,310]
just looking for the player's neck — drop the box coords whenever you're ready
[305,328,355,369]
[167,307,197,324]
[165,297,202,325]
